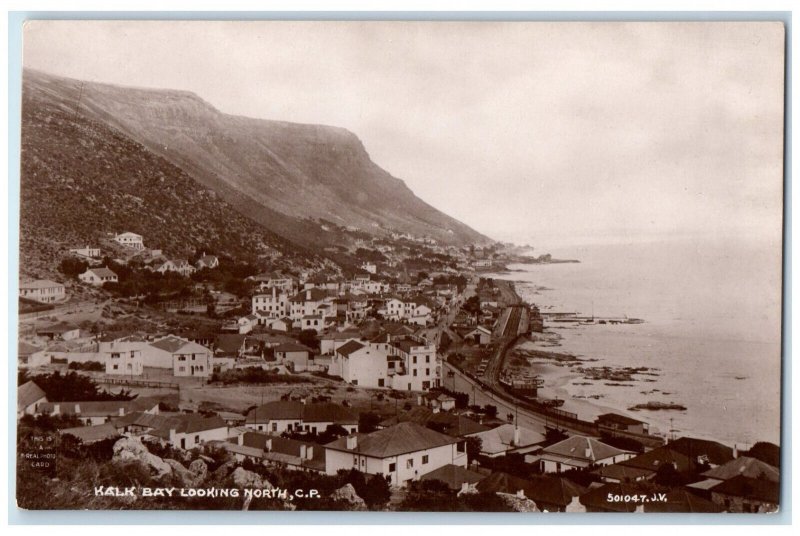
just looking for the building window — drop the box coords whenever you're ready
[426,356,430,363]
[406,459,414,469]
[271,423,277,432]
[413,356,417,364]
[389,463,396,473]
[113,365,119,370]
[422,455,429,464]
[378,379,385,387]
[457,441,466,453]
[413,370,417,377]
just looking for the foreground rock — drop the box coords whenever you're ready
[112,437,172,478]
[331,483,367,511]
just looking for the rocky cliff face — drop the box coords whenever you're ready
[23,69,491,248]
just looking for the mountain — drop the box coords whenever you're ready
[22,69,491,250]
[19,71,317,279]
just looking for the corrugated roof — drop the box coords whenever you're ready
[325,422,458,458]
[702,456,780,483]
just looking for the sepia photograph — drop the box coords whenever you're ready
[14,19,785,514]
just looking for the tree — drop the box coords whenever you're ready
[59,257,88,279]
[358,412,382,433]
[297,329,320,351]
[465,436,483,462]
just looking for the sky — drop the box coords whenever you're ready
[22,21,786,246]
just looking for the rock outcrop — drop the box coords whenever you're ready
[112,437,172,478]
[331,483,367,511]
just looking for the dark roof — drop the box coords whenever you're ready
[596,412,647,426]
[668,436,734,466]
[702,456,780,483]
[541,435,631,462]
[273,342,312,354]
[246,402,358,425]
[154,414,227,436]
[621,446,696,474]
[524,476,587,508]
[711,475,780,503]
[89,267,117,278]
[237,432,326,471]
[214,334,246,354]
[39,400,154,417]
[579,482,660,512]
[60,423,121,444]
[336,340,365,357]
[644,489,723,513]
[18,341,42,356]
[592,463,654,482]
[18,381,47,409]
[325,422,459,458]
[150,336,190,353]
[290,288,328,302]
[419,464,486,490]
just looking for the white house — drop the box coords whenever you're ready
[533,435,635,473]
[245,401,359,435]
[19,280,66,303]
[103,339,144,376]
[18,381,47,417]
[114,232,144,250]
[153,259,195,277]
[131,335,214,376]
[465,326,492,346]
[324,422,468,487]
[195,254,219,270]
[273,342,314,372]
[37,399,159,426]
[361,262,377,274]
[69,246,101,260]
[289,288,330,322]
[140,414,228,450]
[79,267,119,286]
[467,424,547,458]
[301,313,326,333]
[252,288,290,320]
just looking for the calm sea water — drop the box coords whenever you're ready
[490,237,783,447]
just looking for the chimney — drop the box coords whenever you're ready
[733,444,738,459]
[169,429,177,444]
[565,495,586,513]
[265,438,272,452]
[459,482,472,496]
[417,395,423,406]
[346,435,358,450]
[74,404,81,414]
[53,404,60,415]
[584,447,592,459]
[513,426,521,447]
[515,489,526,500]
[306,446,314,460]
[306,290,312,301]
[237,433,244,446]
[119,407,125,416]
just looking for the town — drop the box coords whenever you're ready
[17,229,779,512]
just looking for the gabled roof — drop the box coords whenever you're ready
[523,475,587,508]
[710,475,780,503]
[621,446,695,474]
[290,288,328,302]
[467,424,546,454]
[644,489,723,513]
[18,381,47,409]
[336,340,365,357]
[149,336,190,353]
[668,436,735,466]
[325,422,459,458]
[302,403,359,425]
[596,412,647,426]
[701,456,780,483]
[87,267,117,278]
[60,422,121,443]
[39,400,146,417]
[274,342,312,354]
[214,334,246,354]
[419,464,486,491]
[246,401,304,423]
[540,435,631,462]
[20,279,64,289]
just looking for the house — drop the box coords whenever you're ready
[146,336,213,377]
[686,456,781,495]
[69,246,101,260]
[595,446,697,483]
[228,314,257,335]
[476,473,587,512]
[252,288,290,320]
[324,422,468,487]
[466,424,547,457]
[217,432,326,472]
[153,259,195,277]
[19,280,66,303]
[244,401,359,435]
[289,288,329,321]
[301,314,326,333]
[264,317,292,332]
[36,322,81,341]
[464,326,492,346]
[195,254,219,270]
[60,422,121,444]
[140,414,228,450]
[104,339,144,376]
[114,232,144,250]
[37,399,159,426]
[273,342,314,372]
[532,435,634,473]
[709,475,779,513]
[214,334,247,359]
[78,267,118,286]
[420,392,456,412]
[361,262,377,274]
[667,436,735,467]
[419,464,486,493]
[319,331,362,355]
[595,412,651,436]
[18,380,47,417]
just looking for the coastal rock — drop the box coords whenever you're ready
[164,459,195,486]
[231,466,272,489]
[112,437,172,478]
[212,460,237,480]
[189,459,208,482]
[331,483,367,511]
[628,401,687,411]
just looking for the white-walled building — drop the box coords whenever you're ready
[19,280,66,303]
[79,267,119,286]
[324,422,468,487]
[104,339,144,376]
[244,401,359,435]
[252,287,290,320]
[114,232,144,250]
[533,435,634,473]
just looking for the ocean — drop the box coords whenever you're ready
[489,236,783,447]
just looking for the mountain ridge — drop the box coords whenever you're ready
[22,68,491,249]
